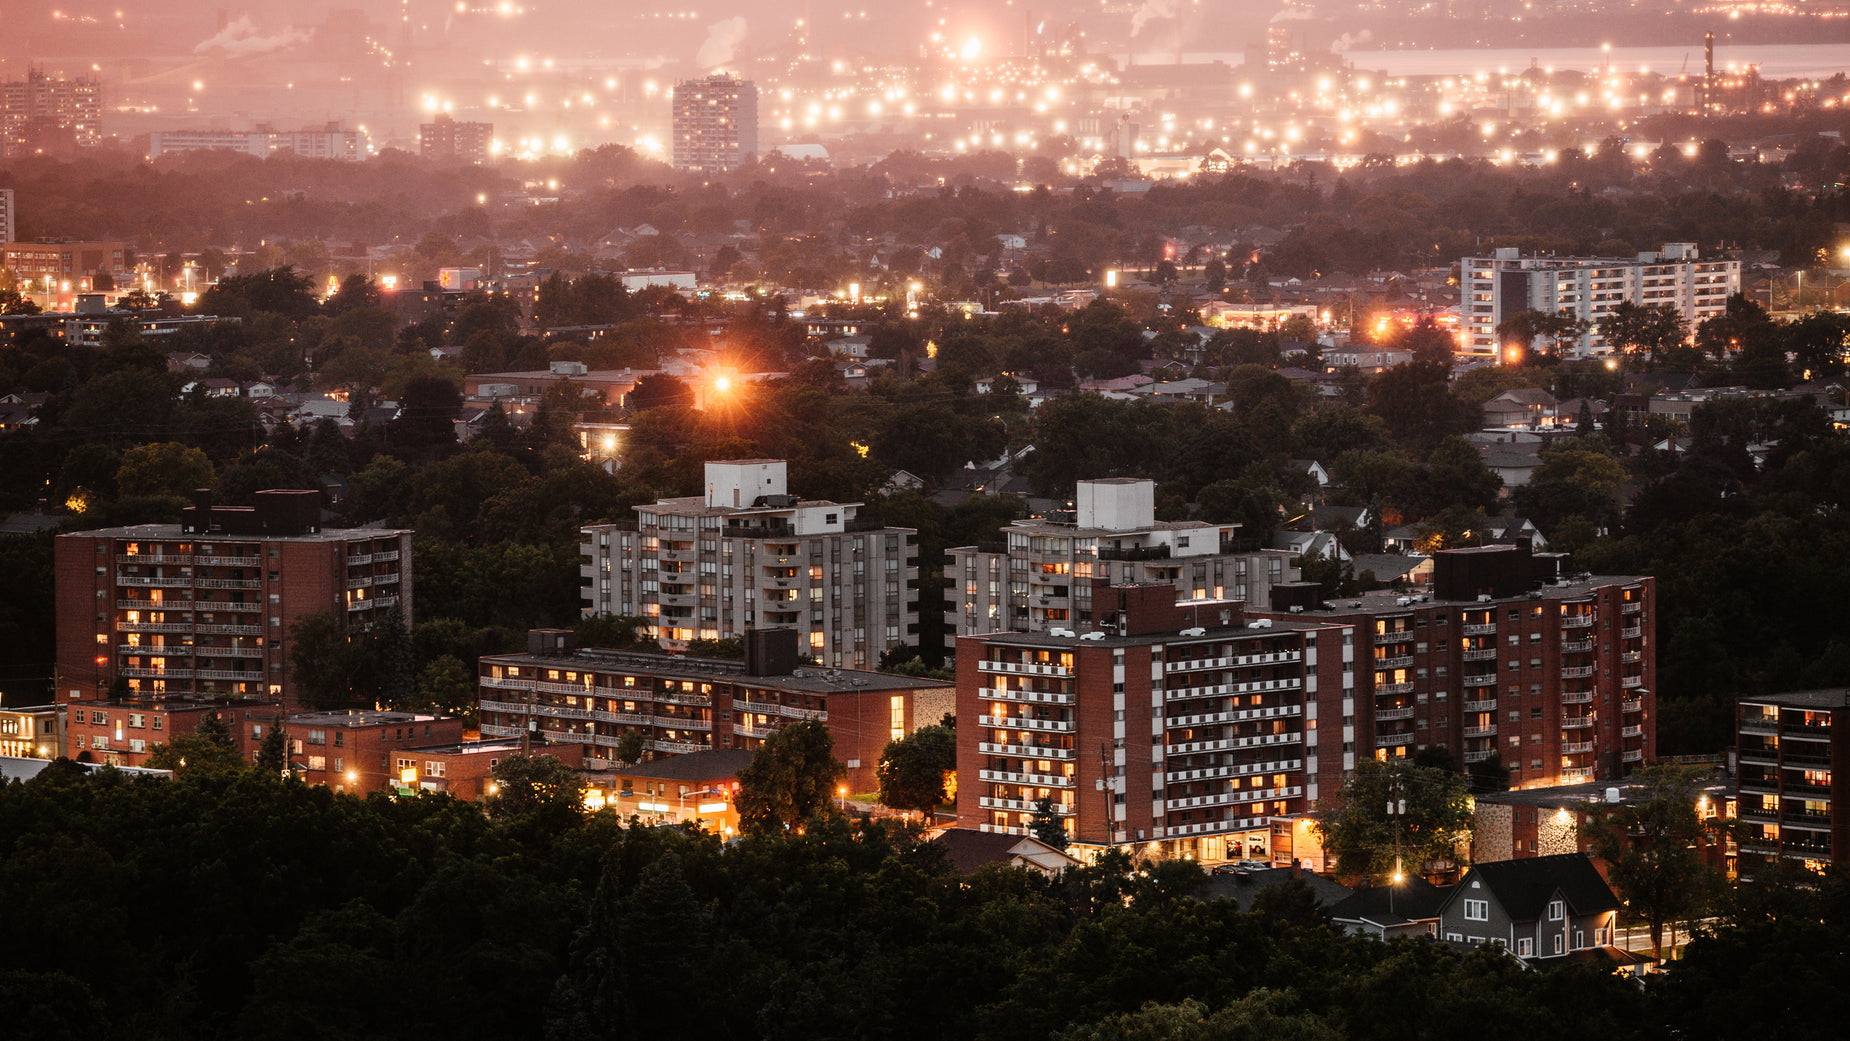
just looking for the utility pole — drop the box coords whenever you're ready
[1098,741,1117,847]
[1386,765,1407,915]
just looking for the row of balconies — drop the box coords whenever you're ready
[732,699,826,721]
[977,686,1075,707]
[1462,698,1497,712]
[1562,716,1595,730]
[347,595,399,612]
[1376,654,1416,669]
[116,621,193,634]
[117,553,191,564]
[1164,649,1303,674]
[978,796,1074,814]
[1462,623,1496,636]
[979,742,1077,760]
[1164,677,1303,701]
[978,768,1075,788]
[979,714,1075,733]
[1376,706,1414,721]
[1562,616,1594,629]
[1164,758,1302,784]
[1166,703,1302,728]
[978,659,1073,678]
[1163,731,1302,756]
[1163,785,1302,811]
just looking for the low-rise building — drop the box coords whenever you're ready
[1435,853,1627,966]
[64,695,280,768]
[478,628,950,794]
[0,703,59,759]
[279,709,467,795]
[582,747,753,832]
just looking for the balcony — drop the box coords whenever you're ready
[1562,615,1594,629]
[1622,724,1643,738]
[118,667,193,679]
[1376,732,1416,748]
[1164,758,1302,784]
[1562,716,1594,730]
[1621,749,1645,763]
[1621,675,1644,689]
[197,555,261,567]
[1164,731,1302,755]
[1620,651,1642,665]
[1165,704,1301,729]
[1164,785,1302,811]
[1166,677,1304,701]
[1375,682,1414,696]
[1622,698,1644,713]
[374,550,400,562]
[978,686,1074,707]
[979,714,1074,734]
[1462,648,1498,662]
[346,554,374,566]
[116,621,193,634]
[653,715,713,732]
[1375,706,1414,722]
[195,578,262,590]
[979,796,1073,814]
[1562,740,1594,754]
[978,659,1072,679]
[1620,626,1642,639]
[977,768,1074,788]
[1736,806,1779,824]
[1462,623,1497,636]
[1561,665,1595,679]
[1739,718,1779,736]
[196,669,262,682]
[1738,747,1779,766]
[1374,655,1415,670]
[1739,775,1779,795]
[1622,601,1642,614]
[651,739,708,754]
[1165,649,1303,674]
[1561,640,1593,654]
[1376,630,1415,644]
[1463,749,1496,763]
[1463,724,1497,738]
[116,575,193,588]
[980,742,1076,760]
[1462,674,1498,688]
[117,553,191,565]
[196,623,262,636]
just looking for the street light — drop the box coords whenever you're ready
[837,784,849,813]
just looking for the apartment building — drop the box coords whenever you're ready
[671,75,758,173]
[1736,689,1847,874]
[1461,243,1738,358]
[945,478,1298,645]
[478,628,951,793]
[0,69,101,158]
[148,122,370,162]
[1251,545,1654,789]
[954,584,1359,862]
[581,459,917,669]
[0,703,58,759]
[55,491,413,711]
[419,114,493,165]
[277,709,467,794]
[2,240,131,289]
[0,188,15,245]
[64,695,281,768]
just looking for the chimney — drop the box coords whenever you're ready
[1290,857,1302,879]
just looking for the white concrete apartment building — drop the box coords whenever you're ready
[944,478,1299,642]
[581,460,917,669]
[1461,243,1738,358]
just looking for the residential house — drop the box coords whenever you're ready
[1330,877,1449,940]
[1435,853,1623,964]
[931,829,1082,876]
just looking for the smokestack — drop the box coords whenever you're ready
[1704,31,1715,115]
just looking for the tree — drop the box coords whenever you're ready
[1314,757,1473,879]
[1599,302,1688,364]
[1585,765,1721,959]
[875,724,956,818]
[1030,798,1070,851]
[115,442,215,500]
[144,715,245,776]
[414,655,479,722]
[288,613,415,711]
[613,731,645,764]
[485,753,585,824]
[255,716,288,777]
[735,719,845,834]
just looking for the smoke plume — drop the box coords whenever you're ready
[1130,0,1178,38]
[1269,5,1316,23]
[696,17,749,70]
[193,16,312,58]
[1331,30,1374,52]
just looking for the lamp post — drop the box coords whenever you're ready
[1386,770,1407,915]
[837,784,849,814]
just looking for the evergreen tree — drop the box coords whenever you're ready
[1030,798,1070,851]
[256,716,288,777]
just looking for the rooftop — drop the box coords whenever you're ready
[971,615,1344,651]
[1270,575,1647,617]
[63,522,411,543]
[1740,688,1850,710]
[595,748,756,782]
[486,647,947,693]
[287,709,455,728]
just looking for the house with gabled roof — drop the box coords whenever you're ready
[1436,853,1628,966]
[1331,876,1449,940]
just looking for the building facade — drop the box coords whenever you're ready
[277,709,468,794]
[63,695,280,768]
[0,187,15,245]
[478,628,951,794]
[1251,545,1654,790]
[1736,689,1847,874]
[671,75,758,173]
[419,114,493,165]
[55,491,413,712]
[945,478,1299,645]
[1461,243,1739,358]
[2,241,131,290]
[148,123,369,162]
[582,459,917,669]
[954,585,1358,862]
[0,703,58,758]
[0,69,102,158]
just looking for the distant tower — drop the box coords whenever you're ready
[1704,31,1716,116]
[671,75,759,174]
[0,187,15,245]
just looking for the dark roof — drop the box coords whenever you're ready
[1741,688,1850,710]
[611,748,756,781]
[1465,853,1619,921]
[1200,866,1352,912]
[932,829,1033,873]
[1330,877,1450,926]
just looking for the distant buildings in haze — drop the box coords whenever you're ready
[419,113,493,165]
[671,74,757,173]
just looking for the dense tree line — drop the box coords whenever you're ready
[1,761,1844,1041]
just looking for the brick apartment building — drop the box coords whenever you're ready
[581,459,918,669]
[64,695,282,768]
[945,477,1299,646]
[478,628,952,793]
[1250,545,1655,790]
[1736,689,1848,874]
[954,585,1358,861]
[55,490,413,712]
[271,709,467,794]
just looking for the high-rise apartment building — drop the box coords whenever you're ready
[1736,689,1845,874]
[944,478,1298,644]
[55,491,413,712]
[954,584,1355,860]
[0,69,102,159]
[1251,545,1654,790]
[478,627,952,794]
[671,75,758,173]
[1461,243,1738,358]
[419,114,493,165]
[0,188,15,245]
[581,459,917,669]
